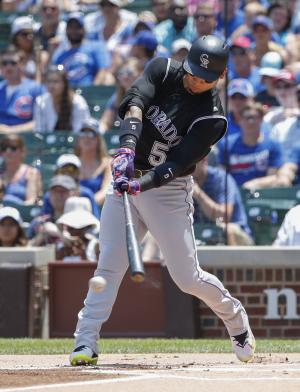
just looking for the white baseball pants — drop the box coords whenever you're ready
[74,176,249,353]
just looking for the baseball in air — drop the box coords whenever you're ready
[89,276,107,293]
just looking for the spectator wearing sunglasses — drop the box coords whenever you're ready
[193,2,219,38]
[99,57,144,134]
[218,102,289,190]
[0,47,44,134]
[268,71,300,162]
[262,69,299,135]
[75,119,112,207]
[0,135,42,205]
[11,16,39,80]
[34,65,90,133]
[42,154,100,219]
[228,36,260,93]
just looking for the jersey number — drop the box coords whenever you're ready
[149,141,169,166]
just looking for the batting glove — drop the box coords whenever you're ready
[111,148,135,180]
[113,176,141,196]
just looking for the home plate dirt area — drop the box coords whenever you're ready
[1,353,300,392]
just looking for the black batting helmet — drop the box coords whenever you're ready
[183,35,229,82]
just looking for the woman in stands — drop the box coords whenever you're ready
[75,118,111,207]
[0,206,28,247]
[99,57,143,133]
[0,135,42,205]
[33,65,90,133]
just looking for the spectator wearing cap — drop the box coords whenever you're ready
[255,51,283,107]
[75,118,112,206]
[43,154,100,218]
[99,57,144,134]
[34,65,90,133]
[193,2,219,38]
[130,30,159,64]
[230,1,267,41]
[216,0,245,38]
[171,38,191,62]
[0,47,44,134]
[262,69,299,135]
[227,78,254,136]
[84,0,137,53]
[0,134,42,205]
[56,196,100,262]
[28,174,77,240]
[228,36,261,93]
[52,12,113,87]
[0,207,27,247]
[251,15,287,67]
[154,0,196,52]
[218,102,288,190]
[11,16,38,80]
[268,70,300,161]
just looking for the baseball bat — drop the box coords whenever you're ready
[123,191,145,282]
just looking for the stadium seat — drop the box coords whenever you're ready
[75,86,116,119]
[103,129,120,155]
[193,223,225,246]
[124,0,151,13]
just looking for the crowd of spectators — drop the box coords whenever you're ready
[2,0,300,257]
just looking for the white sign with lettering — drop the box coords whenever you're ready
[264,288,300,320]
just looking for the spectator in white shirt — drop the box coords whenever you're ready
[273,205,300,246]
[34,65,90,133]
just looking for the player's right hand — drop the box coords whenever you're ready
[111,148,135,180]
[113,176,140,196]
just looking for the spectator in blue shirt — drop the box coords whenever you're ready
[0,47,44,134]
[154,0,196,52]
[52,12,113,87]
[219,102,288,190]
[217,0,245,38]
[193,3,219,38]
[193,157,253,246]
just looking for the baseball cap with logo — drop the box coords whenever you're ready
[0,207,23,225]
[183,35,229,82]
[11,16,34,35]
[231,36,251,49]
[252,15,274,30]
[49,175,77,191]
[66,12,84,27]
[259,51,283,77]
[273,69,297,85]
[228,78,254,97]
[132,30,158,51]
[56,154,81,169]
[80,118,100,135]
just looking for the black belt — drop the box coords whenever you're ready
[134,169,149,178]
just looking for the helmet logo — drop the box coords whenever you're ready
[200,53,209,68]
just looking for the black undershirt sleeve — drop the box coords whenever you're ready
[139,117,227,191]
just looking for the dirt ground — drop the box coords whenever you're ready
[1,353,300,392]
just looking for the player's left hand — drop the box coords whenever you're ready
[113,176,141,196]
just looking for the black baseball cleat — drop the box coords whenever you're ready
[69,345,98,366]
[231,328,256,362]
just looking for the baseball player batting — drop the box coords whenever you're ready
[70,35,255,366]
